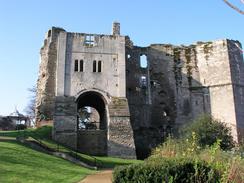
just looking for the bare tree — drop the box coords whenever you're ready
[24,85,36,126]
[222,0,244,14]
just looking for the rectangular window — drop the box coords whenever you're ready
[98,61,102,72]
[80,60,83,72]
[85,35,95,46]
[74,60,78,72]
[93,60,96,72]
[140,55,147,68]
[140,76,147,88]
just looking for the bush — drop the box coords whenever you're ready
[113,158,220,183]
[181,115,234,150]
[150,133,201,160]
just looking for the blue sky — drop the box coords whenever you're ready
[0,0,243,115]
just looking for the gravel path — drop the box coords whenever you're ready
[80,170,113,183]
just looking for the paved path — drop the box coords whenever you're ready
[0,136,16,141]
[80,170,113,183]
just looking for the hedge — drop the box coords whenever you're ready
[113,158,220,183]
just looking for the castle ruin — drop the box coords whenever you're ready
[36,22,244,159]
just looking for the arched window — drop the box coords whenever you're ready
[93,60,96,72]
[48,30,51,37]
[98,61,102,72]
[80,60,84,72]
[140,55,148,68]
[74,60,78,72]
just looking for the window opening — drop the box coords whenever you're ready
[48,30,51,37]
[80,60,83,72]
[140,76,147,88]
[74,60,78,72]
[85,35,95,46]
[98,61,102,72]
[93,60,97,72]
[140,55,147,68]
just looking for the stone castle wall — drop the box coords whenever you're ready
[36,24,244,159]
[36,27,65,125]
[125,38,243,157]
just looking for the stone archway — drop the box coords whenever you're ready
[76,91,108,156]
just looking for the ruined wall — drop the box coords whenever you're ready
[125,38,243,158]
[227,40,244,141]
[36,27,65,126]
[108,97,136,158]
[125,41,181,158]
[126,38,243,158]
[196,40,243,142]
[36,24,244,159]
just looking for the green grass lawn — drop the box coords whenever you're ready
[0,127,142,169]
[94,156,142,168]
[0,140,95,183]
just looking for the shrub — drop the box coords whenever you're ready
[181,115,234,150]
[150,132,202,161]
[149,134,244,183]
[113,158,220,183]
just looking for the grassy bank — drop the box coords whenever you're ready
[0,140,95,183]
[0,127,142,169]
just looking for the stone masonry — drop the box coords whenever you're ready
[36,22,244,159]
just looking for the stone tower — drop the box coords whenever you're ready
[36,23,136,158]
[36,23,244,159]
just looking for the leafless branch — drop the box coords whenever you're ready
[222,0,244,14]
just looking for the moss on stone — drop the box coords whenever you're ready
[203,42,213,60]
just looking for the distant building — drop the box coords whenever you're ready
[0,109,31,130]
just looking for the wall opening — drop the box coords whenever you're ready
[140,55,147,68]
[140,76,147,88]
[74,60,78,72]
[48,30,51,37]
[80,60,84,72]
[98,61,102,72]
[76,91,107,155]
[127,54,131,59]
[93,60,97,72]
[78,107,101,130]
[77,91,107,130]
[85,35,95,46]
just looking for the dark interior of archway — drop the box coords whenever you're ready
[77,92,106,129]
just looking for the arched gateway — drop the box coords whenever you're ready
[76,91,108,155]
[53,90,136,158]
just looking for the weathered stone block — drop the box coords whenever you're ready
[77,130,107,155]
[108,116,136,158]
[54,116,77,132]
[54,132,77,150]
[54,96,76,116]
